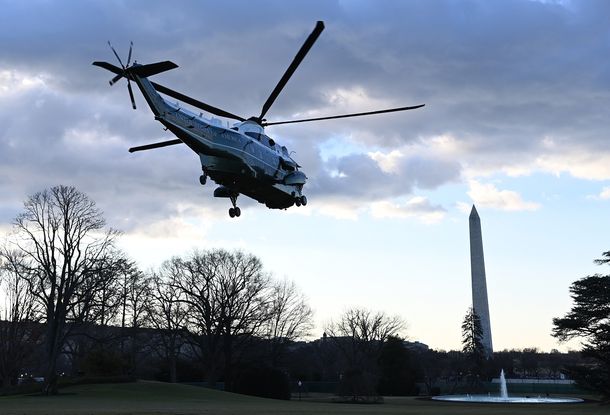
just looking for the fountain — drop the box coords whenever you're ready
[431,370,583,404]
[499,369,508,399]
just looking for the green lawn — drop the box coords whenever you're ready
[0,381,604,415]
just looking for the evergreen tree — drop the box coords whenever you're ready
[377,336,419,396]
[461,307,486,379]
[553,251,610,400]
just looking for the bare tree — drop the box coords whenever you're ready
[171,249,270,389]
[167,254,222,386]
[88,255,126,328]
[64,253,126,376]
[265,279,313,367]
[325,308,406,401]
[326,308,406,366]
[7,185,118,394]
[116,259,150,375]
[147,266,188,383]
[121,261,150,331]
[0,249,43,388]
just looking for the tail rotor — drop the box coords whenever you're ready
[106,41,137,109]
[94,45,178,111]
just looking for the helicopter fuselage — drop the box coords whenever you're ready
[133,72,306,209]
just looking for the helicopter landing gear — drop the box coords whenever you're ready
[294,195,307,207]
[228,194,241,218]
[229,207,241,218]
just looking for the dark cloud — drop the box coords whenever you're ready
[1,0,609,226]
[309,153,460,200]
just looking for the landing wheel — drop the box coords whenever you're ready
[295,198,302,207]
[229,194,241,218]
[300,195,307,206]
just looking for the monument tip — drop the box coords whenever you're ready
[470,204,479,218]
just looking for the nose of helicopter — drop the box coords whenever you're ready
[284,171,307,186]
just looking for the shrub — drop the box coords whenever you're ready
[338,369,381,403]
[233,366,291,400]
[82,349,125,377]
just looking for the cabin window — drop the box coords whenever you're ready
[258,134,275,147]
[245,132,262,140]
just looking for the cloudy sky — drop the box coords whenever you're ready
[1,0,609,351]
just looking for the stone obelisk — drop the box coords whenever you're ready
[469,205,493,357]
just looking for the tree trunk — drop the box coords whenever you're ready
[43,316,61,395]
[205,359,218,389]
[43,369,58,395]
[43,348,59,395]
[169,353,177,383]
[223,334,233,391]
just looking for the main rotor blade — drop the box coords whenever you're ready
[151,81,246,122]
[127,80,136,110]
[129,139,183,153]
[258,21,325,121]
[263,104,425,126]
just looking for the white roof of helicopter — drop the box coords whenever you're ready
[234,120,294,159]
[165,100,293,159]
[233,120,265,134]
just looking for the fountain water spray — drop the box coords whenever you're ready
[432,369,583,404]
[499,369,508,399]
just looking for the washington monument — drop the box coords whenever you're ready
[469,205,493,356]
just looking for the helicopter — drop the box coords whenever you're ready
[93,21,424,217]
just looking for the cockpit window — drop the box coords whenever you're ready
[280,157,296,171]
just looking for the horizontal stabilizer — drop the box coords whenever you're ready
[129,61,178,78]
[92,61,122,75]
[129,139,183,153]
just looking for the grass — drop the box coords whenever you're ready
[0,381,605,415]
